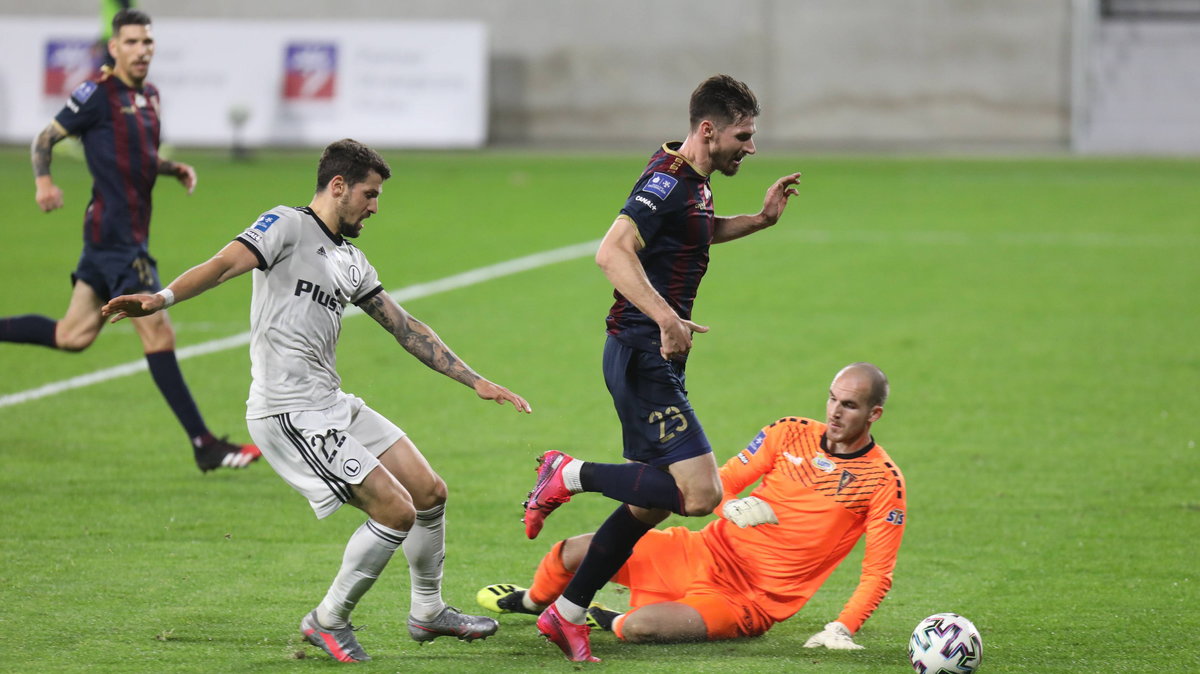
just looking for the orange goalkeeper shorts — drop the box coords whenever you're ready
[614,526,773,640]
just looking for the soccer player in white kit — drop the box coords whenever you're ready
[103,139,533,663]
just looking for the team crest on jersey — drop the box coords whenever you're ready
[641,172,678,200]
[348,265,362,287]
[837,470,858,493]
[812,454,836,473]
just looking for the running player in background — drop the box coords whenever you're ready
[492,363,903,651]
[521,74,803,661]
[102,138,532,663]
[1,8,259,472]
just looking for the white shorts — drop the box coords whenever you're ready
[247,392,405,519]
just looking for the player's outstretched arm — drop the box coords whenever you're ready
[31,121,69,212]
[102,241,259,322]
[359,291,532,413]
[711,172,802,244]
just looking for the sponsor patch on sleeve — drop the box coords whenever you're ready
[71,80,97,104]
[885,509,905,526]
[252,213,280,232]
[745,430,766,455]
[640,172,678,200]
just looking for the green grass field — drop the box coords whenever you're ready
[1,146,1197,673]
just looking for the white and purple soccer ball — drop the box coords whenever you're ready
[908,612,983,673]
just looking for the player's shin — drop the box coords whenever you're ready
[403,504,447,621]
[317,519,406,628]
[529,540,573,608]
[559,505,651,621]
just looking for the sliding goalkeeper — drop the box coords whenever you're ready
[480,362,907,650]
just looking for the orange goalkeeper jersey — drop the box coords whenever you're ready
[700,417,906,632]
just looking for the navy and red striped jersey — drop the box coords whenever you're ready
[606,142,715,353]
[55,72,161,251]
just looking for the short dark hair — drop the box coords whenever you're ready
[316,139,392,192]
[689,74,760,130]
[112,9,152,34]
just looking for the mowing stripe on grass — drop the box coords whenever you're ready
[0,240,600,409]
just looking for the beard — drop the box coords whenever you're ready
[714,151,743,177]
[336,193,363,237]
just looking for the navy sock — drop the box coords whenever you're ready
[0,315,57,347]
[561,505,652,608]
[144,350,209,442]
[579,462,686,514]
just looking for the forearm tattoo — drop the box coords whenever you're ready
[360,295,480,387]
[158,159,182,176]
[31,124,67,178]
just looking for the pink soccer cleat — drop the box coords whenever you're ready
[537,603,600,663]
[522,450,574,539]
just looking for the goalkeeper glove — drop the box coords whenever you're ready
[802,621,864,650]
[721,496,778,528]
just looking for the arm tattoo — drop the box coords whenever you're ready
[360,295,481,388]
[31,124,67,178]
[158,159,182,177]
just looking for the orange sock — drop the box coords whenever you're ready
[528,540,573,606]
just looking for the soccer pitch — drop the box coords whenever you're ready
[1,147,1197,672]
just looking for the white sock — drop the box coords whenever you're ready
[522,592,542,612]
[404,503,448,621]
[553,596,587,624]
[562,459,584,493]
[317,519,406,629]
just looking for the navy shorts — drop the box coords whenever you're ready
[602,334,712,467]
[71,247,162,300]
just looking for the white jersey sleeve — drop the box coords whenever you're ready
[236,206,299,270]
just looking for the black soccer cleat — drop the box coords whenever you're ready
[195,436,262,472]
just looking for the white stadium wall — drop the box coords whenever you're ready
[2,0,1194,153]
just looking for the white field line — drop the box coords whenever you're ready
[0,239,600,410]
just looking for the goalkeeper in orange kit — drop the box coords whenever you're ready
[479,362,905,649]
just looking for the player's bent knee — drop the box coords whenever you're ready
[373,503,416,532]
[682,492,723,517]
[410,475,447,511]
[54,331,96,352]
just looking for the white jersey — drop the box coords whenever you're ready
[235,206,383,418]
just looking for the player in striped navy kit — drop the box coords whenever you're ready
[102,139,532,663]
[522,74,803,661]
[1,9,258,472]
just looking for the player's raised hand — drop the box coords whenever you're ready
[102,293,164,323]
[35,180,64,212]
[803,621,864,650]
[474,379,533,413]
[759,172,802,226]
